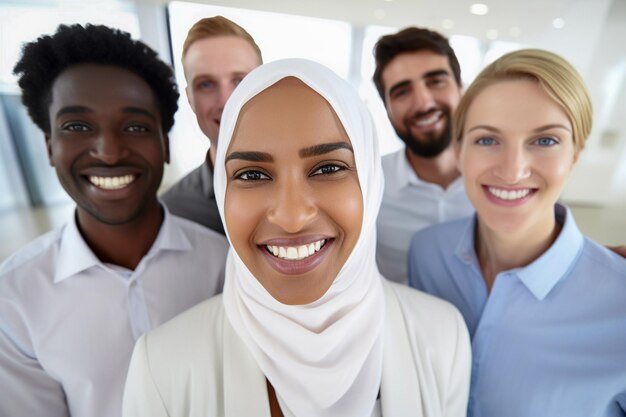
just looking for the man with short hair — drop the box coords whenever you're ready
[0,24,228,417]
[161,16,262,233]
[373,27,474,284]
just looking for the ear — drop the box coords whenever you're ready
[185,85,194,112]
[163,135,170,164]
[44,133,54,166]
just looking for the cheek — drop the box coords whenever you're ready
[325,179,363,248]
[224,188,261,252]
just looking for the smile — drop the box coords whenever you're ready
[413,110,442,127]
[488,186,532,201]
[89,175,136,190]
[266,239,327,261]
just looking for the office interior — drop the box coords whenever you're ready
[1,0,625,262]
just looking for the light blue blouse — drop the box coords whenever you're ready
[408,204,626,417]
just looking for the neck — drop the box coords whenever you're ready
[76,202,163,270]
[208,145,216,168]
[405,145,460,189]
[475,213,560,292]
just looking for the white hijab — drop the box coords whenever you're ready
[214,58,385,417]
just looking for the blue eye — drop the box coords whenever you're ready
[236,170,270,181]
[535,137,558,146]
[311,164,344,176]
[476,137,496,146]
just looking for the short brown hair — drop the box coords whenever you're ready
[453,48,592,151]
[372,27,461,103]
[182,15,262,64]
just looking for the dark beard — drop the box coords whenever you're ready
[395,110,453,159]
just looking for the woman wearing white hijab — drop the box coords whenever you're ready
[123,58,470,417]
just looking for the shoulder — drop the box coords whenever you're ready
[579,237,626,278]
[384,280,470,365]
[0,227,63,280]
[381,149,404,173]
[169,215,228,249]
[386,280,465,326]
[144,295,225,363]
[409,217,470,256]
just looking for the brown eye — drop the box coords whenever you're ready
[236,170,270,181]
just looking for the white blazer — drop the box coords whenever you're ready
[123,280,470,417]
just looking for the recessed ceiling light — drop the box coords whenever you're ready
[552,17,565,29]
[442,19,454,29]
[383,0,393,2]
[470,3,489,15]
[486,29,498,40]
[509,27,521,37]
[374,9,386,19]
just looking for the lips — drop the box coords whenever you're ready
[483,185,536,205]
[88,174,136,190]
[259,237,333,275]
[412,110,443,128]
[266,239,327,260]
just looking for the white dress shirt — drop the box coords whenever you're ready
[376,149,474,284]
[0,207,228,417]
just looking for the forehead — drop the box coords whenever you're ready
[50,64,159,113]
[229,77,349,151]
[382,50,453,87]
[466,79,571,128]
[183,36,259,80]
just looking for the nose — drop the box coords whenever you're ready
[494,146,531,184]
[266,179,318,233]
[411,83,436,114]
[89,129,130,165]
[217,84,234,111]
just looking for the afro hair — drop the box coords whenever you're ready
[13,23,179,133]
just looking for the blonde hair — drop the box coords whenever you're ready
[453,48,592,151]
[182,15,262,64]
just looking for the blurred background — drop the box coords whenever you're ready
[1,0,625,261]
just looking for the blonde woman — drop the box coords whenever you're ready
[409,49,626,417]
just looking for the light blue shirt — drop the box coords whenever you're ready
[408,204,626,417]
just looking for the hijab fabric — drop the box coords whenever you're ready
[214,58,385,417]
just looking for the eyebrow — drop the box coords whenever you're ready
[467,124,572,134]
[388,69,450,97]
[225,142,353,163]
[225,151,273,163]
[299,142,353,158]
[55,105,156,121]
[56,105,90,119]
[122,107,157,121]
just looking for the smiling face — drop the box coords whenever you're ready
[46,64,168,229]
[183,36,260,148]
[224,77,363,305]
[382,50,462,158]
[457,79,577,236]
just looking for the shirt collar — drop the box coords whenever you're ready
[454,204,584,300]
[396,148,465,191]
[54,205,193,283]
[515,204,584,300]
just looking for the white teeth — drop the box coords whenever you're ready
[488,187,531,201]
[266,239,327,261]
[89,175,136,190]
[415,111,441,127]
